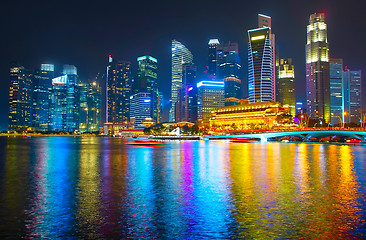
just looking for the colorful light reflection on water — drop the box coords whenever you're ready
[0,137,365,238]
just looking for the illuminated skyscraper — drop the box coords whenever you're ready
[329,58,343,125]
[130,92,152,129]
[8,63,33,131]
[248,14,274,103]
[197,80,225,126]
[107,57,132,123]
[277,58,295,116]
[217,41,241,106]
[171,40,193,122]
[49,65,79,132]
[343,68,361,124]
[79,81,101,132]
[208,39,220,78]
[31,64,54,131]
[306,13,330,123]
[135,56,161,123]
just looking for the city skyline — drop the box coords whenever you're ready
[1,0,366,130]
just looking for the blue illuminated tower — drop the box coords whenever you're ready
[329,58,343,125]
[197,80,225,126]
[130,92,152,129]
[343,68,362,124]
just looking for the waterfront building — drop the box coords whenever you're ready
[210,100,290,130]
[171,40,193,122]
[277,58,295,116]
[329,59,343,125]
[130,92,152,129]
[248,14,275,103]
[176,63,198,123]
[135,55,161,123]
[306,13,330,123]
[106,57,132,124]
[208,39,220,78]
[49,65,79,132]
[32,64,54,131]
[8,63,33,131]
[79,83,88,132]
[343,68,362,124]
[87,81,101,132]
[217,41,241,106]
[197,80,225,126]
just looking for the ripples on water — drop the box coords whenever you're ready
[0,137,365,239]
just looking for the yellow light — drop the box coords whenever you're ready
[251,35,265,41]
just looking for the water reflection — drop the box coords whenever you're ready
[0,137,365,238]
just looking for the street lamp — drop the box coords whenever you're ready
[332,112,347,128]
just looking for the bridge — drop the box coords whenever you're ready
[204,130,366,142]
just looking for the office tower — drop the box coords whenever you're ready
[258,14,277,101]
[329,59,343,125]
[79,83,88,132]
[248,14,274,103]
[296,102,305,115]
[306,13,330,123]
[32,64,54,131]
[136,55,160,123]
[49,65,79,132]
[106,58,132,123]
[208,39,220,78]
[176,63,198,122]
[197,80,225,126]
[217,41,241,106]
[8,63,33,131]
[171,40,193,122]
[79,81,101,132]
[277,58,295,116]
[343,68,362,124]
[130,92,152,129]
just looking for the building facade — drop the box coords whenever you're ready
[248,26,273,103]
[208,39,220,78]
[306,13,330,123]
[210,101,290,130]
[277,58,295,116]
[171,40,193,122]
[107,59,132,123]
[8,63,33,131]
[136,56,160,123]
[197,80,225,126]
[329,58,344,125]
[343,69,362,124]
[130,92,152,129]
[217,41,241,106]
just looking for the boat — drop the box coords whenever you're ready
[125,139,167,146]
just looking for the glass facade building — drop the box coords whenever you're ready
[277,58,295,116]
[208,39,220,77]
[136,56,160,123]
[343,69,362,124]
[8,63,33,131]
[329,59,343,125]
[197,80,225,126]
[306,13,330,123]
[130,92,152,129]
[107,59,132,123]
[171,40,193,122]
[248,27,273,103]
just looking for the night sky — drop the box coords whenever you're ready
[0,0,365,130]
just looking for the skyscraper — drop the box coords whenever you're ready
[343,68,362,124]
[32,64,54,131]
[306,13,330,123]
[197,80,225,126]
[277,58,295,116]
[217,41,241,106]
[136,55,160,123]
[79,81,101,132]
[329,58,343,125]
[8,63,33,131]
[49,65,79,132]
[248,14,274,103]
[171,40,193,122]
[107,58,132,124]
[208,39,220,78]
[130,92,152,129]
